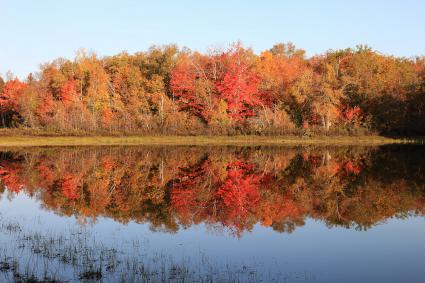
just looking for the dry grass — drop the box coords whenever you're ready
[0,135,419,147]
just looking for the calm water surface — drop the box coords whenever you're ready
[0,145,424,282]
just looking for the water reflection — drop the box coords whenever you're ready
[1,145,424,237]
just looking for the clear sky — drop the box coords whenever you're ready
[1,0,424,78]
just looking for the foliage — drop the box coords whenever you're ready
[1,43,424,135]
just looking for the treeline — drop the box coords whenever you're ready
[1,43,424,135]
[1,146,424,236]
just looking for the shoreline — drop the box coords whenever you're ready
[0,135,421,147]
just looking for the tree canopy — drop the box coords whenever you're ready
[1,43,424,135]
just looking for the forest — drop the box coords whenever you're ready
[1,42,424,136]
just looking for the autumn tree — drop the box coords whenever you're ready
[257,43,306,104]
[104,52,146,131]
[75,51,111,130]
[312,52,349,131]
[405,57,425,134]
[170,52,213,123]
[171,44,264,132]
[338,46,418,133]
[215,45,261,123]
[255,43,306,132]
[0,79,27,127]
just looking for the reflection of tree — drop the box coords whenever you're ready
[215,161,261,236]
[0,159,23,193]
[0,146,424,237]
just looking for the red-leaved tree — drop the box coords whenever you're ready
[0,79,27,127]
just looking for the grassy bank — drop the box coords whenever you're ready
[0,135,420,147]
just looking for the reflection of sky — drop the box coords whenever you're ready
[1,193,424,282]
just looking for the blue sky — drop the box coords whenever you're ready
[1,0,424,78]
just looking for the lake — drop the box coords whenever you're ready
[0,145,424,282]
